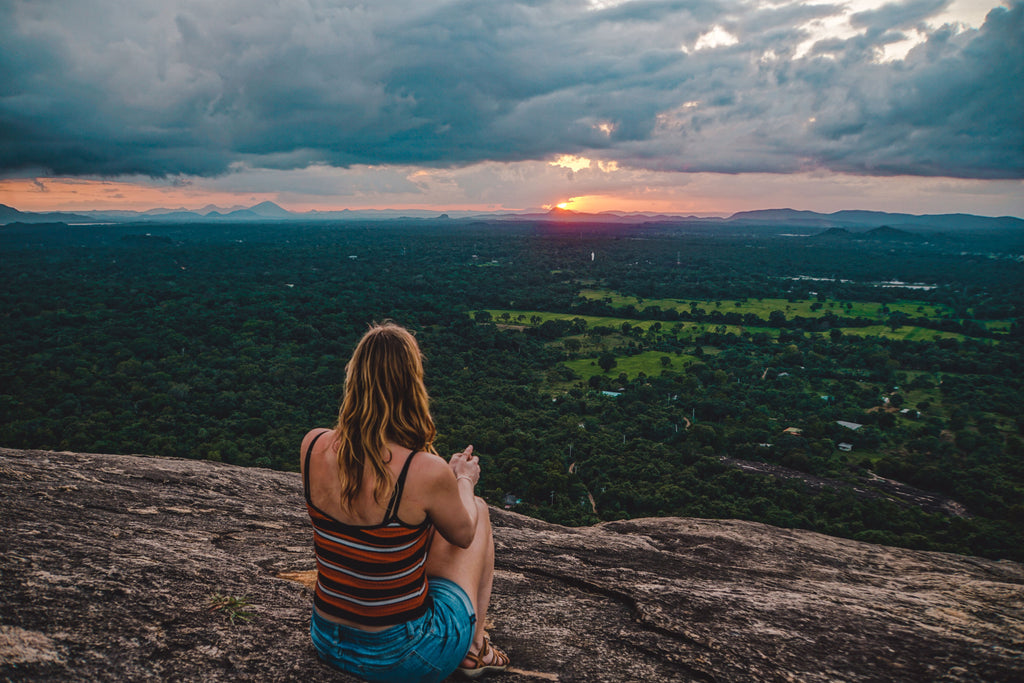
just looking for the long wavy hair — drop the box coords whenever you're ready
[333,322,436,510]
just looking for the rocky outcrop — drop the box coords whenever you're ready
[1,447,1022,682]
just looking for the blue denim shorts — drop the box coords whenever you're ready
[310,577,476,683]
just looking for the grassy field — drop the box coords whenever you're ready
[484,308,981,343]
[580,288,960,322]
[899,373,945,419]
[487,309,775,339]
[563,350,701,383]
[488,309,659,331]
[983,320,1014,333]
[834,325,972,342]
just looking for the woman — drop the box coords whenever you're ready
[300,322,509,682]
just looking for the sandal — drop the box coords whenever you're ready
[457,635,510,679]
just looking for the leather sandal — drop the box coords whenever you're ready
[457,635,510,679]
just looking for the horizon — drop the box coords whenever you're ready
[5,198,1024,222]
[1,1,1022,218]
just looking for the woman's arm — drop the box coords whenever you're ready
[424,446,480,548]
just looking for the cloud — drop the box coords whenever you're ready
[0,0,1019,181]
[850,0,952,33]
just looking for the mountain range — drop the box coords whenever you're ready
[1,201,1021,232]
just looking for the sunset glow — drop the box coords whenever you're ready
[553,194,714,215]
[0,178,278,213]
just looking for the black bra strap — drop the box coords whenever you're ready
[303,430,329,504]
[383,449,418,523]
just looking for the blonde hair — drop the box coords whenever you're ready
[334,322,436,509]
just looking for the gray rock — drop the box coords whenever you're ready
[1,448,1022,682]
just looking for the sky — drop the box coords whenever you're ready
[1,0,1021,217]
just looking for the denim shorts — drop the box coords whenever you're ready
[310,577,476,683]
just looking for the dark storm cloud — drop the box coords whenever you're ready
[0,0,1020,180]
[802,2,1024,178]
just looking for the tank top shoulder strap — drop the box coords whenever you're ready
[303,429,330,504]
[383,449,419,524]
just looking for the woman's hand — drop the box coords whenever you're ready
[449,445,480,486]
[427,446,480,548]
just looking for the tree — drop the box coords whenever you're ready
[598,353,617,372]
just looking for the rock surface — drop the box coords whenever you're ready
[1,447,1022,682]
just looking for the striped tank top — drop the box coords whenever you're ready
[303,431,434,627]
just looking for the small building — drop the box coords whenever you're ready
[503,494,521,509]
[783,427,803,436]
[836,420,863,431]
[838,442,853,452]
[600,391,621,398]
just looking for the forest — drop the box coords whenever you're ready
[1,217,1022,561]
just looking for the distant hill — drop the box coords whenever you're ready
[2,201,1022,231]
[863,225,924,241]
[140,210,207,221]
[0,204,94,225]
[727,208,837,227]
[812,227,855,240]
[829,210,1024,231]
[731,208,1024,232]
[247,200,293,218]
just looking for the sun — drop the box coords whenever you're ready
[556,201,571,210]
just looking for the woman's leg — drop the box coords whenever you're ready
[425,496,494,656]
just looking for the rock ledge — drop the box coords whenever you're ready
[2,448,1022,682]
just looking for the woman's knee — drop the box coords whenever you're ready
[473,497,492,530]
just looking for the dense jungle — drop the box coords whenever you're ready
[2,217,1022,561]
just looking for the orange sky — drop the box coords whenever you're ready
[0,178,693,215]
[0,179,724,216]
[554,195,708,214]
[0,178,278,213]
[3,173,1022,218]
[0,177,529,214]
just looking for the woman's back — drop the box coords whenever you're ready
[304,428,429,527]
[303,429,435,628]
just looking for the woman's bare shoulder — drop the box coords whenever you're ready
[302,427,333,444]
[408,451,451,483]
[299,428,333,470]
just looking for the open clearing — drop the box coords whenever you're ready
[579,289,1010,334]
[484,309,981,343]
[563,350,701,382]
[485,309,773,338]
